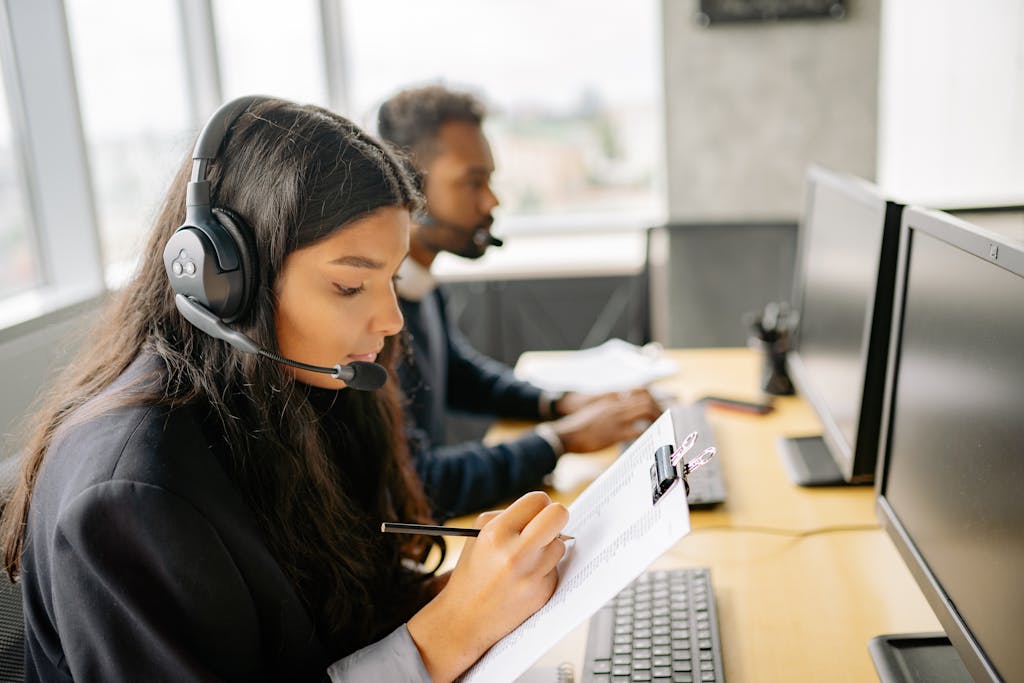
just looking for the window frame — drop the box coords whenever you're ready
[0,0,105,331]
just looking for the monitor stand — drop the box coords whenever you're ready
[869,633,973,683]
[776,435,847,486]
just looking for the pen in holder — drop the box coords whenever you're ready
[747,302,795,396]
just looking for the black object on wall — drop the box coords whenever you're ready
[696,0,846,26]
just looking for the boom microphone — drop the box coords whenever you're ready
[418,214,503,248]
[479,231,504,248]
[174,294,388,391]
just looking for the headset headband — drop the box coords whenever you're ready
[183,95,268,272]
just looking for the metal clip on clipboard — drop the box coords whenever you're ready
[651,430,718,504]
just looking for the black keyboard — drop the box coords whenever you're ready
[670,404,725,508]
[581,568,725,683]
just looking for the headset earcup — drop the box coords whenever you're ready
[212,207,258,322]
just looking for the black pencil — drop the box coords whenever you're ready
[381,522,574,541]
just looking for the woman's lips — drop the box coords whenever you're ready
[347,352,379,363]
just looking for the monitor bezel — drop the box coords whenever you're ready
[787,165,902,482]
[874,206,1024,683]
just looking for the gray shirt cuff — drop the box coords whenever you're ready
[327,624,431,682]
[534,422,566,457]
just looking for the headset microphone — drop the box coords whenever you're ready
[476,229,504,248]
[418,213,504,248]
[174,295,388,391]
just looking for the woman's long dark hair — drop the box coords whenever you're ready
[0,99,434,654]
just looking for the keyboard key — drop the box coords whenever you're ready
[583,568,722,683]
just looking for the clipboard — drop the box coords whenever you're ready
[461,409,715,683]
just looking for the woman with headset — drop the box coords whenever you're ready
[0,97,568,682]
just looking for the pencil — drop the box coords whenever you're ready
[381,522,574,541]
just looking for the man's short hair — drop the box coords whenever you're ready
[377,85,486,168]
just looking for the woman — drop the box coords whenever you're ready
[0,98,567,682]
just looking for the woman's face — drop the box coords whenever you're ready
[274,206,409,389]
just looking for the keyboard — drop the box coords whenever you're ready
[581,568,725,682]
[670,404,725,508]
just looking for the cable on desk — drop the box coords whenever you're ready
[689,523,880,538]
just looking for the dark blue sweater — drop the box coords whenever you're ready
[398,287,558,519]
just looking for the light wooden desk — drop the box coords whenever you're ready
[451,348,940,682]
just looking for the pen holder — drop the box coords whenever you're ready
[757,337,794,396]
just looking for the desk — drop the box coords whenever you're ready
[451,348,940,682]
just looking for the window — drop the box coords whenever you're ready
[214,0,329,107]
[340,0,664,230]
[0,65,38,299]
[65,0,193,271]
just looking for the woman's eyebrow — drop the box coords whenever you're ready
[328,255,384,269]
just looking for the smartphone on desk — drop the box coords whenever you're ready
[699,394,774,415]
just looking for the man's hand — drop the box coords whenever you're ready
[549,390,663,453]
[555,388,662,419]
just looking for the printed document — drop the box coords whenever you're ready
[514,338,678,393]
[460,409,691,682]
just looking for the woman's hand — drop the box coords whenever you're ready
[406,491,569,683]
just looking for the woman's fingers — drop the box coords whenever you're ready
[537,537,567,573]
[473,510,501,529]
[490,491,552,537]
[518,499,569,549]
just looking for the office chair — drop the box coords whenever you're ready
[0,458,25,682]
[0,577,22,682]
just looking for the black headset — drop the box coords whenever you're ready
[162,95,387,391]
[163,95,263,323]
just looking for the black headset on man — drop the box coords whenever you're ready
[162,95,387,391]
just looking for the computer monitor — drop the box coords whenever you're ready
[871,207,1024,683]
[779,166,903,485]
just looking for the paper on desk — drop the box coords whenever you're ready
[514,338,679,393]
[460,409,690,683]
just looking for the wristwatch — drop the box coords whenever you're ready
[546,391,567,419]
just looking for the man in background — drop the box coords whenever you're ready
[377,85,661,519]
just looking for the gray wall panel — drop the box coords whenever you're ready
[661,0,880,222]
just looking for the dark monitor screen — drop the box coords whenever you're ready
[876,208,1024,682]
[786,166,902,483]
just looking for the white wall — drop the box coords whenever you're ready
[878,0,1024,207]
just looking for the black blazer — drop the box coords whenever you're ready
[22,356,332,682]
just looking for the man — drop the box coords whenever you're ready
[378,85,661,519]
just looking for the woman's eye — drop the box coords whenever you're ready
[333,283,365,297]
